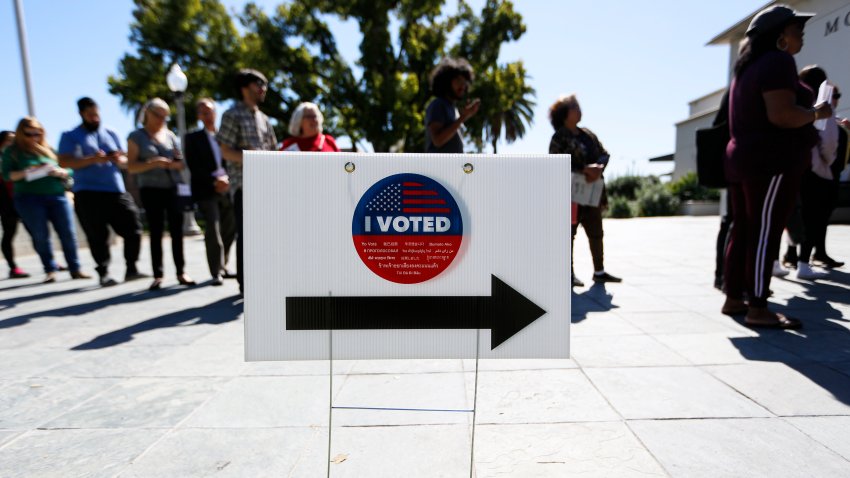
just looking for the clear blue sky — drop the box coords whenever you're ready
[1,0,769,177]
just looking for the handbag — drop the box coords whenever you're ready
[695,123,729,188]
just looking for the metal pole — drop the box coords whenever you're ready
[13,0,36,116]
[176,92,202,235]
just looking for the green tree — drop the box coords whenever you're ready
[110,0,535,152]
[108,0,245,123]
[453,0,535,152]
[246,0,456,151]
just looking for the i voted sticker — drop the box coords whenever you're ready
[352,173,463,284]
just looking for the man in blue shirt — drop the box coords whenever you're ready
[58,97,145,286]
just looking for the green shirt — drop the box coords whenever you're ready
[1,146,71,196]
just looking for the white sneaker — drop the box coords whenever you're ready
[772,260,790,278]
[796,261,828,280]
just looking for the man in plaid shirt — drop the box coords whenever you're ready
[218,69,278,295]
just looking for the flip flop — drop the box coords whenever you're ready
[745,313,802,330]
[722,305,749,315]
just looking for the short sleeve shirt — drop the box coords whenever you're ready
[424,97,464,153]
[217,102,278,191]
[726,50,819,180]
[57,125,126,193]
[128,129,181,189]
[2,147,69,196]
[549,127,609,173]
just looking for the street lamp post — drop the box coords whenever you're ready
[166,63,202,236]
[14,0,36,116]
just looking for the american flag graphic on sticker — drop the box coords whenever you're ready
[352,173,463,284]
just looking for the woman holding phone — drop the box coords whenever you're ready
[127,98,195,290]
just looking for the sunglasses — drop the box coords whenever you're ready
[150,110,170,120]
[23,131,43,138]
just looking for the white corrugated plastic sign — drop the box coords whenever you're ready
[243,152,570,360]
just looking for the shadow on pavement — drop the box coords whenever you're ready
[0,287,188,330]
[727,270,850,406]
[71,295,243,350]
[571,282,618,324]
[0,286,90,314]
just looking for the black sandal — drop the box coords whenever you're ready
[177,275,196,286]
[149,278,163,291]
[745,313,801,329]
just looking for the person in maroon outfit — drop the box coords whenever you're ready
[722,5,832,329]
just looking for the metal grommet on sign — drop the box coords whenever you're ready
[344,162,356,173]
[463,163,474,174]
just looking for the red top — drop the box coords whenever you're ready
[280,134,340,152]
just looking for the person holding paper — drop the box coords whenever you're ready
[1,117,90,283]
[127,98,195,291]
[280,103,340,152]
[548,94,621,287]
[185,98,236,286]
[722,5,832,329]
[795,66,845,276]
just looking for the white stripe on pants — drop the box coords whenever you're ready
[754,174,783,298]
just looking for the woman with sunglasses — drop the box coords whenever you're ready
[1,118,90,283]
[127,98,195,290]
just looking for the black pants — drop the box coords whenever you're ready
[234,188,243,292]
[725,174,799,308]
[74,190,142,277]
[714,199,733,287]
[140,187,185,278]
[799,171,834,262]
[571,204,605,273]
[196,193,236,278]
[0,194,21,270]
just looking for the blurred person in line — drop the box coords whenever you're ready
[0,131,29,278]
[1,118,90,283]
[776,206,806,273]
[184,98,235,286]
[127,98,195,291]
[548,94,621,287]
[58,97,145,287]
[712,91,731,290]
[795,66,845,278]
[425,57,480,153]
[281,102,340,152]
[721,5,831,329]
[218,69,278,296]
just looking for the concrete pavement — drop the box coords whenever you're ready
[1,217,849,477]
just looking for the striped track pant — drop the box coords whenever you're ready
[724,173,799,308]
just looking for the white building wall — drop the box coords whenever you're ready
[672,90,725,180]
[672,0,850,179]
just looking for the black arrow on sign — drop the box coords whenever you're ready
[285,275,546,350]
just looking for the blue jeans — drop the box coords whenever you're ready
[14,193,81,273]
